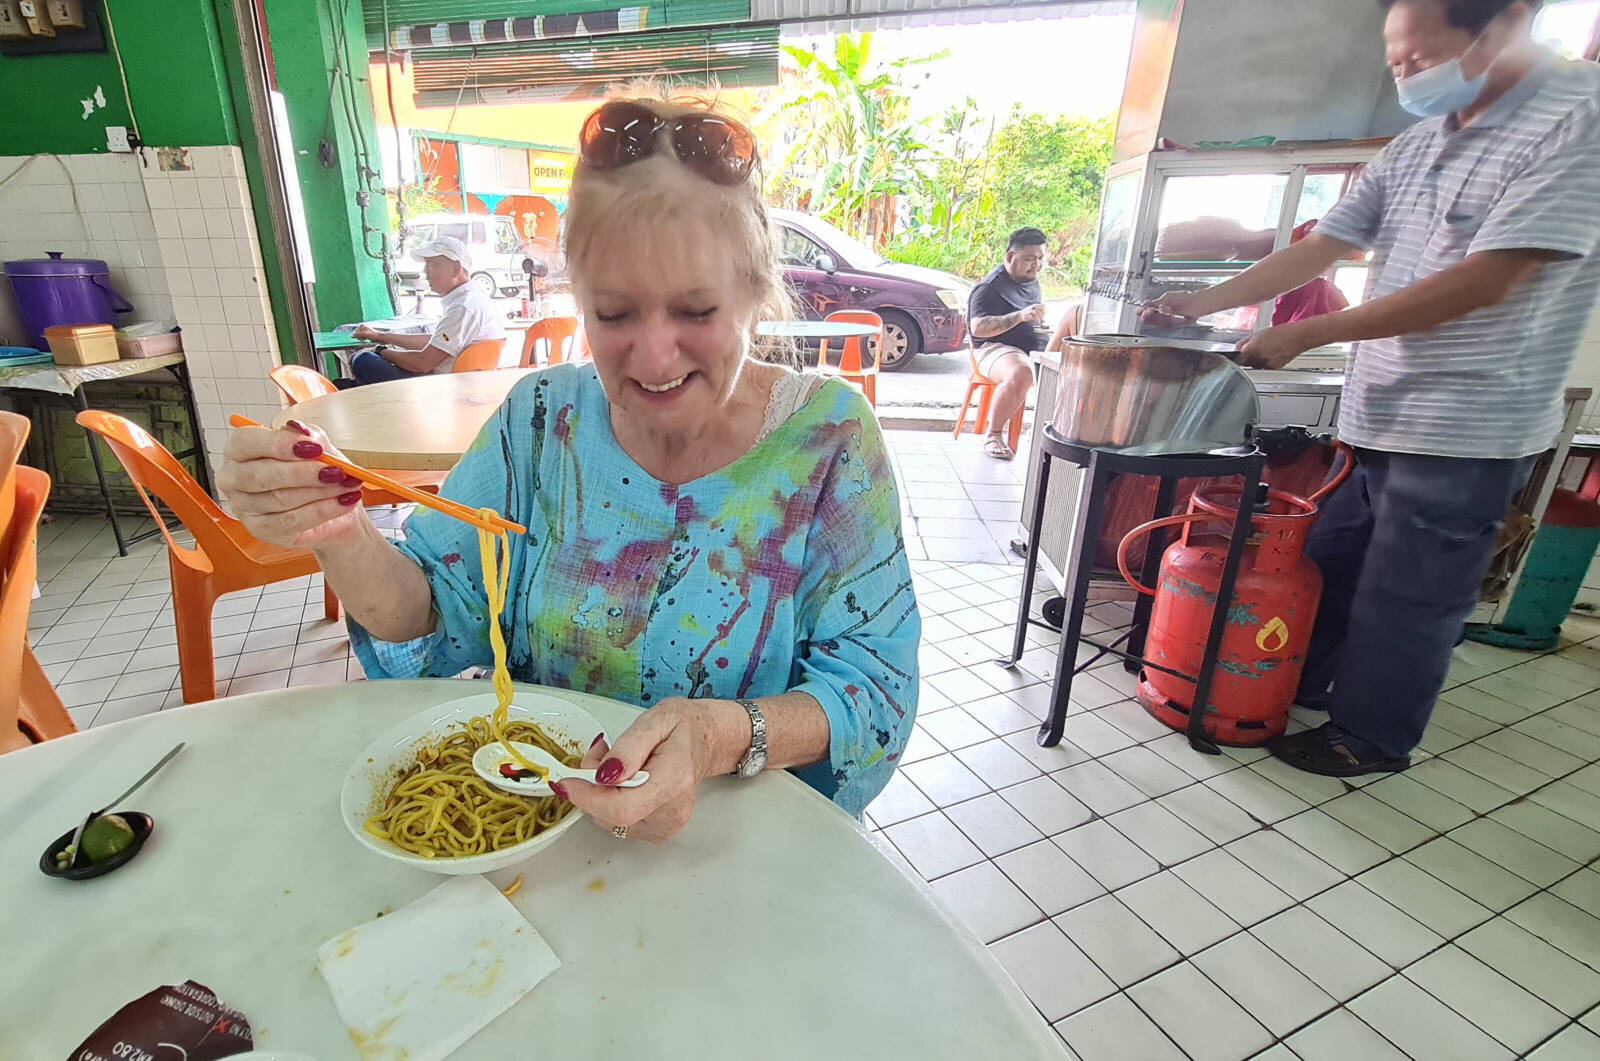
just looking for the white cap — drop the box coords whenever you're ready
[413,236,470,266]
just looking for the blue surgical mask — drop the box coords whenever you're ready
[1396,58,1489,116]
[1394,32,1494,117]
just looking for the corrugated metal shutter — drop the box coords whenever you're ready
[365,0,753,49]
[410,24,781,105]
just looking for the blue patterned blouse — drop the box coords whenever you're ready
[349,363,921,815]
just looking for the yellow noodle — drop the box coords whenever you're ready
[361,514,581,858]
[362,720,580,857]
[477,519,544,778]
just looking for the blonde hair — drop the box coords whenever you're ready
[563,96,797,365]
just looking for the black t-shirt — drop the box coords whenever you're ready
[968,265,1046,352]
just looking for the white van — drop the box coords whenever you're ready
[395,213,547,296]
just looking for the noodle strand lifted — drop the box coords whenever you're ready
[362,511,580,858]
[478,518,544,778]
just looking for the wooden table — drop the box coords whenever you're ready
[2,680,1067,1060]
[271,368,537,471]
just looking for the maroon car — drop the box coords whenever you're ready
[773,209,969,370]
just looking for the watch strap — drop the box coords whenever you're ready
[733,697,767,778]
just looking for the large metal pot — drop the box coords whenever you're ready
[1050,334,1259,455]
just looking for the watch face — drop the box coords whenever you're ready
[737,750,767,778]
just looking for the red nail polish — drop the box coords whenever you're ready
[338,490,361,506]
[549,781,568,801]
[342,475,361,488]
[589,734,606,751]
[596,758,624,786]
[285,419,312,436]
[318,466,344,483]
[293,441,323,459]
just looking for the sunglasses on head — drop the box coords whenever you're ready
[579,101,758,186]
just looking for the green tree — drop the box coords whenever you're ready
[892,107,1114,292]
[761,34,936,242]
[980,108,1115,289]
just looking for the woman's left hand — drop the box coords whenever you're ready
[556,698,722,844]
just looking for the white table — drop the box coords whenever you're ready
[757,320,880,340]
[0,351,210,556]
[2,680,1066,1060]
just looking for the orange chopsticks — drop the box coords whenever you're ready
[228,414,525,535]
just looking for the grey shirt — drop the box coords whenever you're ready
[1316,52,1600,459]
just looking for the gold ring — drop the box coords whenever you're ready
[612,825,628,839]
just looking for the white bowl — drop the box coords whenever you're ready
[340,691,602,875]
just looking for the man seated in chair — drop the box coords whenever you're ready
[968,227,1050,460]
[338,237,505,387]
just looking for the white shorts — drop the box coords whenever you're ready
[975,342,1030,378]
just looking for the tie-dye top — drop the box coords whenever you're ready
[348,362,921,815]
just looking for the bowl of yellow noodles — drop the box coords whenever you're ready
[341,690,604,875]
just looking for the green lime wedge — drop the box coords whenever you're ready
[81,815,135,863]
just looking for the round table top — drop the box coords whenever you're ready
[272,368,539,471]
[3,680,1063,1060]
[756,320,881,339]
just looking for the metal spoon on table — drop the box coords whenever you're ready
[471,741,648,798]
[65,743,185,868]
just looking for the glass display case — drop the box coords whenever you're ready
[1082,145,1381,354]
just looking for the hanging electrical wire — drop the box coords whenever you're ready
[100,1,144,158]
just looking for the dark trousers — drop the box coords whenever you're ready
[1298,448,1536,758]
[344,349,426,387]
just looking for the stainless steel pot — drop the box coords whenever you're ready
[1050,334,1259,455]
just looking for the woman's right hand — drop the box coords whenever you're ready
[216,419,369,550]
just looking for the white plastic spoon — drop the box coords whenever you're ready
[472,740,649,798]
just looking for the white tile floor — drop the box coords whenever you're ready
[26,428,1600,1059]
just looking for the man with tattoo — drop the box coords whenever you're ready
[966,227,1050,460]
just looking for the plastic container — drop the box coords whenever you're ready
[44,324,120,366]
[2,252,134,349]
[117,331,183,359]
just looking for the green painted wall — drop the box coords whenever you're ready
[0,0,391,352]
[0,0,235,154]
[208,3,298,365]
[264,0,393,328]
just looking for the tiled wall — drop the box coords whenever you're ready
[140,145,286,475]
[0,152,170,346]
[0,147,286,482]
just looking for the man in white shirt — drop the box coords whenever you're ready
[341,237,505,385]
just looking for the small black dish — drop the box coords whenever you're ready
[39,812,154,880]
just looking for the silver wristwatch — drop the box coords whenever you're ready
[733,698,767,778]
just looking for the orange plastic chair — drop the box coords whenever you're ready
[815,310,884,406]
[451,338,509,373]
[268,363,337,404]
[75,411,341,705]
[1,413,75,752]
[267,363,441,505]
[518,316,579,367]
[953,341,1024,454]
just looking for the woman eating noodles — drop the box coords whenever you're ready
[216,98,921,841]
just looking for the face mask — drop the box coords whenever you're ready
[1394,31,1493,117]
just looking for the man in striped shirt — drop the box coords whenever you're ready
[1144,0,1600,777]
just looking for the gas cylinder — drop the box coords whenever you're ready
[1116,453,1348,745]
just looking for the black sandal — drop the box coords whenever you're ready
[1269,724,1410,778]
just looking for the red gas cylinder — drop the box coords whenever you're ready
[1116,455,1347,745]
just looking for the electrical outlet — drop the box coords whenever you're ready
[106,125,131,153]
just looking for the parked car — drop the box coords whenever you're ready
[772,209,969,370]
[394,213,562,296]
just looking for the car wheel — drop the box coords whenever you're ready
[471,272,498,296]
[877,310,921,371]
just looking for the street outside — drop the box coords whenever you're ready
[408,290,1074,416]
